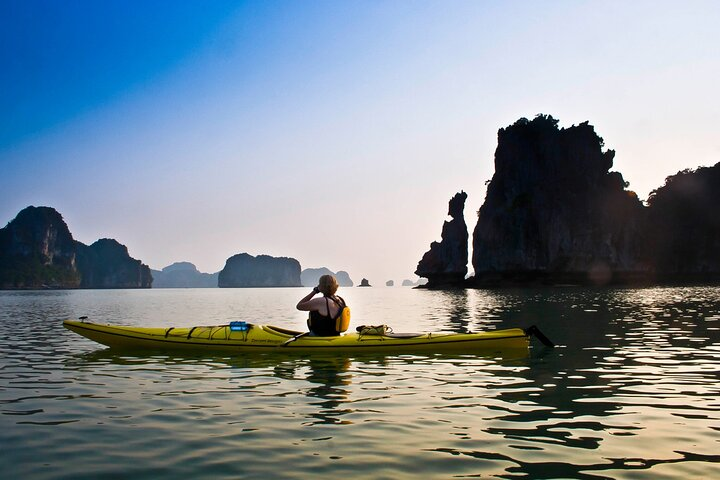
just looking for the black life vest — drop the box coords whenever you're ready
[307,295,350,336]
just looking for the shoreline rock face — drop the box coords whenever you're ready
[301,267,354,287]
[218,253,301,287]
[645,163,720,281]
[472,115,646,285]
[76,239,153,288]
[0,206,80,288]
[151,262,218,288]
[334,271,354,287]
[415,191,469,286]
[0,206,152,289]
[470,115,720,285]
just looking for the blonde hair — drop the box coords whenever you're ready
[318,274,339,296]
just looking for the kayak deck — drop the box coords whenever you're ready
[63,319,530,354]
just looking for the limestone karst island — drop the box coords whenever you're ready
[416,115,720,287]
[2,115,719,290]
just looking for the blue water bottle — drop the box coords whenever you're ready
[230,321,249,332]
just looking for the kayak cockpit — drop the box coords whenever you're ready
[261,325,304,336]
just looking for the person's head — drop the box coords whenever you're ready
[318,274,339,296]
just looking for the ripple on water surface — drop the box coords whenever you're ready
[1,287,720,479]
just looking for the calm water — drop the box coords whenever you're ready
[1,286,719,479]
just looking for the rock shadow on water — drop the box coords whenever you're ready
[429,446,720,479]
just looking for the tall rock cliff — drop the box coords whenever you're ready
[472,115,646,284]
[415,191,469,286]
[76,239,153,288]
[0,206,80,288]
[645,163,720,281]
[0,206,152,289]
[218,253,302,287]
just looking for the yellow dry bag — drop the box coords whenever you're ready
[335,305,351,333]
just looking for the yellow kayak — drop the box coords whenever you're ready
[63,319,538,354]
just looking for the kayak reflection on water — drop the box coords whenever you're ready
[274,356,354,426]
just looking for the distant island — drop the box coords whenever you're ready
[0,206,151,289]
[154,263,355,289]
[301,267,354,287]
[417,114,720,287]
[0,206,355,290]
[151,262,219,288]
[218,253,302,287]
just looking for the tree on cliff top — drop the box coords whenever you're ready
[645,163,720,275]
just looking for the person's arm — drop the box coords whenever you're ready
[296,287,320,311]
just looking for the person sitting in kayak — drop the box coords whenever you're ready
[296,274,350,336]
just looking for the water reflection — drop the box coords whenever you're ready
[67,350,357,428]
[431,446,720,479]
[276,356,354,426]
[424,289,473,332]
[64,348,534,433]
[3,287,720,479]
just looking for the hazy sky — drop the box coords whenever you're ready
[2,1,719,283]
